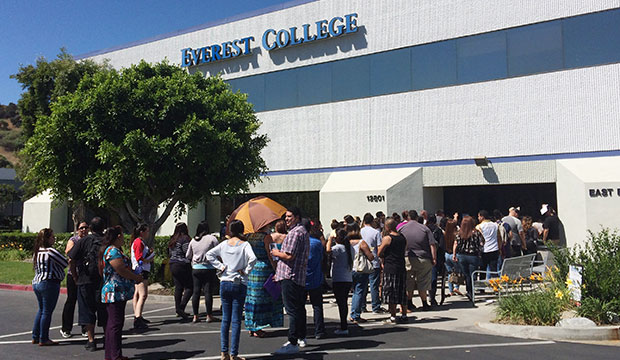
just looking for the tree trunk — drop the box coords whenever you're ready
[71,200,87,233]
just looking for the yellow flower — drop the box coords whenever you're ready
[565,279,573,286]
[555,290,564,299]
[536,275,543,281]
[501,275,509,282]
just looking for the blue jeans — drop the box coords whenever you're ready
[444,253,461,293]
[369,268,382,311]
[350,271,369,320]
[457,254,479,296]
[32,280,61,342]
[220,281,247,356]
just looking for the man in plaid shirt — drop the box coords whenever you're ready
[271,207,309,355]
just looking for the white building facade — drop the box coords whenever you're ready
[69,0,620,244]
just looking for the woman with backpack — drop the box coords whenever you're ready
[326,228,354,336]
[169,222,194,319]
[32,228,68,346]
[100,226,143,360]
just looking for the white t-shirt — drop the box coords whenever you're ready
[478,221,499,253]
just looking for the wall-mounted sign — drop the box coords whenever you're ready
[181,13,359,68]
[588,188,619,198]
[367,195,385,203]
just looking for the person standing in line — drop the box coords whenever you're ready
[271,207,310,355]
[187,221,220,323]
[326,229,353,336]
[169,222,193,319]
[131,224,155,329]
[427,215,445,307]
[60,221,89,339]
[400,209,437,311]
[442,218,462,296]
[522,216,539,255]
[347,222,375,323]
[361,213,384,314]
[100,226,143,360]
[453,216,484,300]
[303,220,325,341]
[32,228,68,346]
[502,207,526,257]
[476,210,500,280]
[375,211,386,231]
[377,218,408,323]
[207,220,257,360]
[396,210,409,231]
[493,209,511,271]
[271,219,287,245]
[67,216,107,352]
[244,223,283,337]
[541,204,561,246]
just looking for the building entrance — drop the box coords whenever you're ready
[442,183,556,221]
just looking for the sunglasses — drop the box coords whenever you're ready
[78,226,88,230]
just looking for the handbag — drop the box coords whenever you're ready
[263,273,281,300]
[353,248,374,274]
[449,272,466,285]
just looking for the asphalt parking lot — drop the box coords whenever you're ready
[1,289,619,359]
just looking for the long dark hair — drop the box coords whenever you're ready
[99,226,124,271]
[228,220,246,241]
[169,222,189,249]
[335,229,353,270]
[459,216,476,239]
[194,221,210,240]
[132,223,148,241]
[33,228,54,269]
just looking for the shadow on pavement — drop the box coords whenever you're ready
[132,350,205,359]
[124,338,185,349]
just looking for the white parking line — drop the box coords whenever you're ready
[190,340,556,359]
[0,305,175,339]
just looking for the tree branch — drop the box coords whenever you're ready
[125,201,141,223]
[152,195,180,233]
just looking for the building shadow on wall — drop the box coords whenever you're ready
[482,166,499,184]
[268,25,368,65]
[191,46,264,77]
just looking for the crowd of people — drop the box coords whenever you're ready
[28,203,561,360]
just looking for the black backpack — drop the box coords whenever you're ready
[82,235,102,279]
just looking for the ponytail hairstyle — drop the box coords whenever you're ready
[194,221,210,240]
[33,228,54,269]
[169,222,189,249]
[132,223,148,242]
[334,229,353,270]
[99,226,123,273]
[228,220,246,241]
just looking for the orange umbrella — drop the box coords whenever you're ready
[228,196,287,234]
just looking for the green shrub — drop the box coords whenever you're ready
[577,297,620,325]
[550,229,620,304]
[496,285,573,325]
[0,248,30,261]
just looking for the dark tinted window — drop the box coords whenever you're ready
[564,9,620,68]
[264,69,297,110]
[370,48,411,96]
[507,21,563,76]
[457,32,507,84]
[228,76,265,112]
[332,56,370,101]
[412,40,457,90]
[297,62,332,106]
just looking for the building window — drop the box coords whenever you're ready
[457,31,508,84]
[507,21,563,77]
[412,40,457,90]
[563,8,620,68]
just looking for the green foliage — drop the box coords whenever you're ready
[0,128,23,151]
[577,297,620,325]
[0,231,73,253]
[0,248,30,261]
[11,49,108,138]
[21,60,267,242]
[550,229,620,304]
[0,184,21,208]
[496,286,573,325]
[0,155,11,168]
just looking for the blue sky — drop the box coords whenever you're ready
[0,0,296,105]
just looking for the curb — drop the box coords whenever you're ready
[477,321,620,341]
[0,283,68,295]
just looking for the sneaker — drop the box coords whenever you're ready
[133,317,148,329]
[60,330,72,338]
[85,341,96,352]
[333,329,349,336]
[430,299,439,307]
[383,316,397,324]
[397,315,409,324]
[298,338,307,348]
[373,307,388,314]
[139,316,151,323]
[274,342,300,355]
[81,329,88,338]
[315,333,325,340]
[407,300,416,312]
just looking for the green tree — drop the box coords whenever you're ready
[0,155,11,168]
[22,60,267,244]
[11,49,108,138]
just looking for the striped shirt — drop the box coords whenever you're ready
[33,247,68,284]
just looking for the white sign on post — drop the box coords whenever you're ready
[567,265,583,302]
